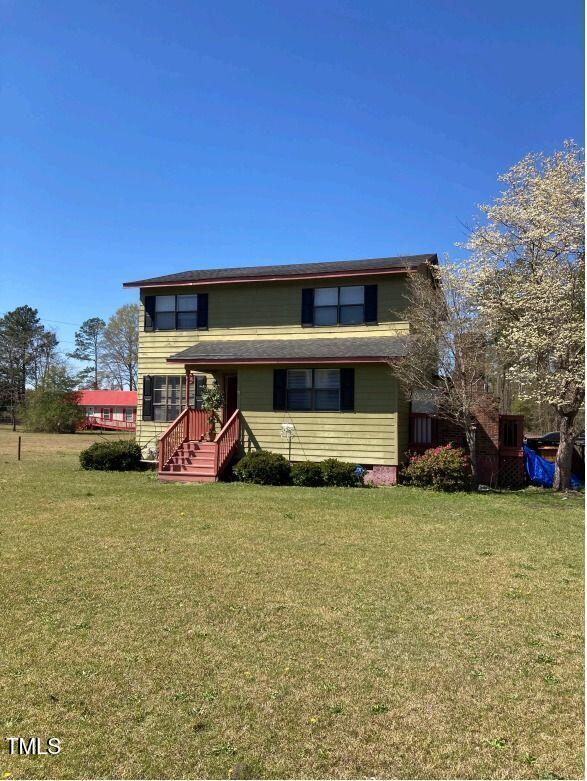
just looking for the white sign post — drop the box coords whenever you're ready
[280,423,295,463]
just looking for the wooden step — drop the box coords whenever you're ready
[168,455,215,463]
[159,439,222,483]
[158,471,218,483]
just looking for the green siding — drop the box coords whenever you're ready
[135,273,410,461]
[238,365,399,465]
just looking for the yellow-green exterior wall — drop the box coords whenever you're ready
[135,274,409,463]
[237,364,399,465]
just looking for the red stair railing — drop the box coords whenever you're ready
[158,407,240,477]
[158,407,189,471]
[213,409,240,476]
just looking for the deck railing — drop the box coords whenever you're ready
[81,416,136,431]
[408,413,439,451]
[187,408,209,442]
[158,407,189,471]
[214,409,241,476]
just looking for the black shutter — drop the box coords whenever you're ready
[301,288,314,327]
[144,296,156,331]
[273,369,287,410]
[197,293,208,330]
[364,285,378,324]
[142,375,154,420]
[340,368,355,411]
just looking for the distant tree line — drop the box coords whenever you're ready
[67,304,139,391]
[0,303,139,431]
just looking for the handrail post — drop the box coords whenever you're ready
[185,370,191,441]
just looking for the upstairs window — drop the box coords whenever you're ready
[144,294,208,331]
[154,295,198,330]
[314,286,364,326]
[301,285,377,327]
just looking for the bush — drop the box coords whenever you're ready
[23,389,85,433]
[401,444,472,491]
[291,460,324,487]
[234,450,291,485]
[321,458,363,487]
[80,440,142,471]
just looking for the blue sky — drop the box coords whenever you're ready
[1,0,583,353]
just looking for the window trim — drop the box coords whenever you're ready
[286,368,341,412]
[313,285,365,327]
[153,294,199,331]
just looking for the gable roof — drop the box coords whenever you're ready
[123,254,437,288]
[78,390,137,406]
[167,336,405,365]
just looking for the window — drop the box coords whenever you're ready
[152,375,205,422]
[86,406,94,417]
[286,369,341,411]
[124,408,134,422]
[102,407,111,420]
[314,286,365,326]
[153,295,198,330]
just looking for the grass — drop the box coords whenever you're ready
[0,426,583,779]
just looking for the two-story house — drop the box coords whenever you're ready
[123,253,438,483]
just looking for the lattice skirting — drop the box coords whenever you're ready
[499,456,526,488]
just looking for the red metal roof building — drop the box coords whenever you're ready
[78,390,137,431]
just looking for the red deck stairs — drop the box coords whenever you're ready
[158,408,240,483]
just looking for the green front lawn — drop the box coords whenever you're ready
[0,428,583,779]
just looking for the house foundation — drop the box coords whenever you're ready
[364,465,397,486]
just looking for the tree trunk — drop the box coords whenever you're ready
[553,415,576,491]
[465,426,478,486]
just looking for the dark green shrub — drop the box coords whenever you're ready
[321,458,362,487]
[401,444,472,491]
[80,440,142,471]
[23,389,85,433]
[234,450,291,485]
[291,460,324,487]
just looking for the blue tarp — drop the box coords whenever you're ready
[523,445,583,489]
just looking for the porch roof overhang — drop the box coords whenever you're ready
[166,336,406,366]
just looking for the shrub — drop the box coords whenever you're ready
[234,450,291,485]
[321,458,363,487]
[23,389,85,433]
[401,444,472,491]
[291,460,324,487]
[80,440,142,471]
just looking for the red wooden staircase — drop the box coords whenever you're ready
[158,408,240,483]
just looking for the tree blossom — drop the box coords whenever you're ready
[466,141,584,490]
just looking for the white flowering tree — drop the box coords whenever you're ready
[467,141,585,490]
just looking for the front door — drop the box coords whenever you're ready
[224,375,238,420]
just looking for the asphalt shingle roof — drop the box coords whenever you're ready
[124,254,437,287]
[167,336,405,364]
